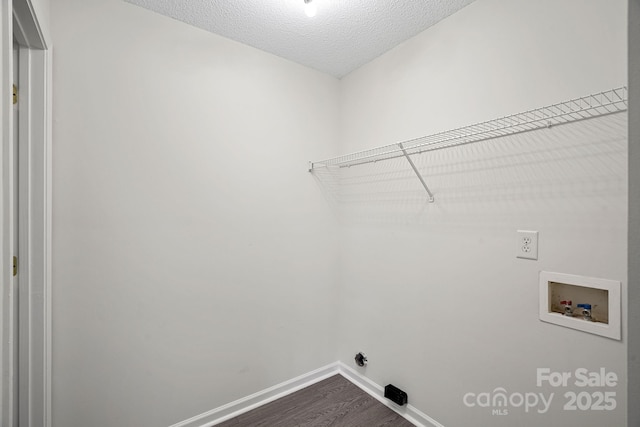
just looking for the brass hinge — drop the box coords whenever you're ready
[13,256,17,276]
[13,84,17,105]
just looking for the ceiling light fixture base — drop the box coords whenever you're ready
[304,0,317,18]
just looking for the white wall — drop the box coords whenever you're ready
[628,1,640,425]
[334,1,628,426]
[50,1,340,426]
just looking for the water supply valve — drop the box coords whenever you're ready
[560,300,573,316]
[354,352,368,367]
[577,304,593,321]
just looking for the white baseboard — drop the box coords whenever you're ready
[169,361,445,427]
[168,362,341,427]
[336,362,445,427]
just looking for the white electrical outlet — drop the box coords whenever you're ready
[517,230,538,260]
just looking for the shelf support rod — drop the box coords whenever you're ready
[399,142,435,202]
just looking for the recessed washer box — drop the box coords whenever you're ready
[539,271,621,340]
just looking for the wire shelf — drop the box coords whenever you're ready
[309,87,628,171]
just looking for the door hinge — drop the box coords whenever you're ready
[13,84,17,105]
[13,256,17,276]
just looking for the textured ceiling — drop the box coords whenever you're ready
[124,0,476,78]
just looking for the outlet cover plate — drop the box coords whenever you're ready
[517,230,538,260]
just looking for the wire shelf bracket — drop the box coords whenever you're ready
[399,142,435,202]
[308,87,628,202]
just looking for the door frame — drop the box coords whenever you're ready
[1,0,51,426]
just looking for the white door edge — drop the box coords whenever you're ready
[1,1,52,426]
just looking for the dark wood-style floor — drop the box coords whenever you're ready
[216,374,415,427]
